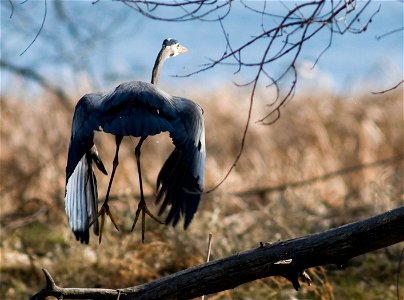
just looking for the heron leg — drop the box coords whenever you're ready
[90,135,122,243]
[131,136,163,242]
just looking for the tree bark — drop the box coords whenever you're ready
[31,206,404,300]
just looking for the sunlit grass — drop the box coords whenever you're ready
[1,86,403,299]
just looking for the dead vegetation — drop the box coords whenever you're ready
[0,87,403,299]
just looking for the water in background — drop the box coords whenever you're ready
[1,1,402,98]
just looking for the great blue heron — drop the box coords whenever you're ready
[65,38,205,244]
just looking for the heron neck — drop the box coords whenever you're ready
[151,49,169,85]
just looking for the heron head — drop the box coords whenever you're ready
[162,38,188,57]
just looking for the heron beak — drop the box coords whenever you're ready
[178,44,188,53]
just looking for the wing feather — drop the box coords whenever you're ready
[156,98,206,229]
[65,153,99,244]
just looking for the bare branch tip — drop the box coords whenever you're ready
[371,79,404,95]
[42,268,56,289]
[8,0,14,18]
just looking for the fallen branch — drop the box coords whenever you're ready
[31,206,404,299]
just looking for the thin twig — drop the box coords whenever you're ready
[20,0,47,56]
[8,0,14,18]
[371,79,404,95]
[201,233,213,300]
[376,26,404,40]
[397,247,404,300]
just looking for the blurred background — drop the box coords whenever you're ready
[1,1,403,299]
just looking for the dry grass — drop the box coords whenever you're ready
[0,86,403,299]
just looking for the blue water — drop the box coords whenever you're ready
[1,1,403,97]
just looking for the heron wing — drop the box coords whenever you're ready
[156,97,206,228]
[66,93,104,182]
[65,93,105,244]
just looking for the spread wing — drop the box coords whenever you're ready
[156,97,206,228]
[65,93,106,243]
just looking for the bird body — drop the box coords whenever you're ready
[65,80,205,243]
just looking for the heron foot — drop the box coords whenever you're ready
[131,199,164,243]
[90,202,120,244]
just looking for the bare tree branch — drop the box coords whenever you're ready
[376,26,404,40]
[371,79,404,95]
[150,0,380,191]
[7,0,14,18]
[117,0,232,22]
[30,206,404,299]
[19,0,47,56]
[0,59,72,110]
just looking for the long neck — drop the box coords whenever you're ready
[151,48,168,85]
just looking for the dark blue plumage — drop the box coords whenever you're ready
[65,81,205,243]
